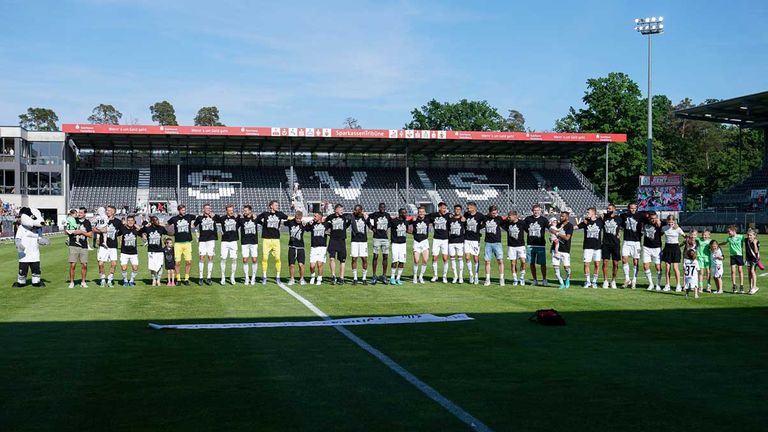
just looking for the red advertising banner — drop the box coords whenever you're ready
[63,124,627,143]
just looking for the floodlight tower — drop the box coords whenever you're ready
[634,16,665,176]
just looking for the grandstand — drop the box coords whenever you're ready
[61,124,623,217]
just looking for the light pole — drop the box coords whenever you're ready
[634,16,665,176]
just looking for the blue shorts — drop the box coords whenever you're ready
[484,243,503,261]
[528,246,547,265]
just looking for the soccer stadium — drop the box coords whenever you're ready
[2,3,768,432]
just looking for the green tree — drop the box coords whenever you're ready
[18,107,59,131]
[342,117,362,129]
[88,104,123,125]
[405,99,506,131]
[504,109,526,132]
[149,101,178,126]
[193,106,224,126]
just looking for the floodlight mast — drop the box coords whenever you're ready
[634,16,665,176]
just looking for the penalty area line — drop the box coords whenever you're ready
[276,281,493,432]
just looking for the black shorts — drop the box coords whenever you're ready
[730,255,744,266]
[661,244,681,264]
[288,246,305,265]
[601,244,621,261]
[165,261,176,270]
[327,240,347,262]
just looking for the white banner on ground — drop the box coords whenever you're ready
[148,313,472,330]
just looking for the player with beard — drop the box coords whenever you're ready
[96,205,122,287]
[551,211,574,289]
[118,215,141,287]
[349,205,370,285]
[463,201,486,285]
[448,204,467,283]
[238,205,259,285]
[368,203,392,284]
[600,203,622,289]
[284,210,308,286]
[410,206,430,283]
[577,207,604,288]
[325,204,353,285]
[429,202,451,283]
[167,205,196,285]
[523,205,549,286]
[641,211,664,290]
[308,212,330,285]
[256,200,288,284]
[482,206,504,286]
[620,203,643,289]
[218,205,239,285]
[194,204,217,285]
[141,215,168,286]
[501,210,527,286]
[389,208,409,285]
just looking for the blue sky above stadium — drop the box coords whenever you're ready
[2,0,767,131]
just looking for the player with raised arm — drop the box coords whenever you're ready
[218,205,239,285]
[463,201,486,285]
[641,211,664,290]
[483,206,504,286]
[308,212,330,285]
[96,205,122,287]
[448,204,466,284]
[167,205,196,285]
[238,205,259,285]
[118,215,141,287]
[389,208,409,285]
[349,205,370,285]
[256,200,288,284]
[285,210,308,285]
[410,206,430,284]
[523,204,549,286]
[601,203,622,289]
[620,203,643,289]
[577,207,604,288]
[501,210,527,286]
[368,203,392,284]
[194,204,217,285]
[429,202,451,283]
[325,204,352,285]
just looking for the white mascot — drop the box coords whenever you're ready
[14,207,49,287]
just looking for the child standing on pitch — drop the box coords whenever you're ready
[683,249,700,299]
[722,225,745,293]
[709,240,724,294]
[164,239,176,286]
[745,229,761,295]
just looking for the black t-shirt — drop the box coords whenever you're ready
[368,212,392,239]
[621,212,643,242]
[483,216,503,244]
[168,214,196,243]
[523,215,548,247]
[448,216,465,244]
[578,218,604,250]
[429,212,450,240]
[554,222,574,254]
[410,217,430,242]
[326,213,352,241]
[195,215,218,242]
[68,218,92,248]
[501,219,526,248]
[141,225,167,253]
[257,211,288,239]
[285,219,306,248]
[308,221,329,248]
[601,213,622,247]
[163,246,175,265]
[103,218,123,249]
[237,216,259,245]
[463,212,485,241]
[350,215,369,243]
[390,218,408,244]
[218,214,239,242]
[119,225,140,255]
[642,222,663,248]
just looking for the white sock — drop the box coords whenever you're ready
[499,272,504,281]
[512,272,517,282]
[353,268,358,280]
[122,271,128,280]
[645,270,653,285]
[565,268,571,280]
[656,271,662,285]
[433,261,438,275]
[231,260,237,277]
[592,274,598,284]
[458,259,464,277]
[198,261,204,277]
[585,271,591,282]
[244,264,250,279]
[362,269,367,279]
[251,262,257,278]
[467,260,474,278]
[475,262,480,276]
[623,263,630,279]
[413,263,418,278]
[130,271,137,282]
[451,258,457,277]
[397,267,404,280]
[220,260,226,277]
[555,266,563,284]
[520,270,526,280]
[420,264,427,278]
[443,262,449,277]
[108,273,113,282]
[99,273,105,281]
[207,261,213,278]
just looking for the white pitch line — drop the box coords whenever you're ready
[277,282,492,432]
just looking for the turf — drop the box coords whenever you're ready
[1,232,766,431]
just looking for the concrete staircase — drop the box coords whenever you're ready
[136,168,150,209]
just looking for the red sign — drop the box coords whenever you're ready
[63,124,627,143]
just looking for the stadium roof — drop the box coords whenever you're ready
[63,124,626,157]
[674,91,768,128]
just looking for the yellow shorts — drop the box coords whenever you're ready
[262,238,281,258]
[174,242,192,262]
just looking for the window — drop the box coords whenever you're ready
[27,172,39,195]
[1,170,15,193]
[29,142,62,165]
[0,138,15,162]
[25,171,61,195]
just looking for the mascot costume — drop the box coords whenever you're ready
[14,207,49,287]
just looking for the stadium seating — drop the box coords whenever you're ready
[712,166,768,207]
[69,169,138,211]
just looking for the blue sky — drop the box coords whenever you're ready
[2,0,767,131]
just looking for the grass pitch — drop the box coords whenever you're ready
[1,232,766,431]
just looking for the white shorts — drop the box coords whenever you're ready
[448,242,464,257]
[622,241,641,259]
[120,253,139,266]
[199,240,216,257]
[391,243,407,263]
[463,240,480,256]
[220,241,238,259]
[310,246,327,263]
[351,242,368,258]
[97,247,118,262]
[711,263,724,278]
[413,239,430,254]
[643,247,661,264]
[241,244,258,258]
[148,251,164,272]
[583,248,601,262]
[552,251,571,267]
[432,238,448,256]
[507,246,527,261]
[684,277,699,290]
